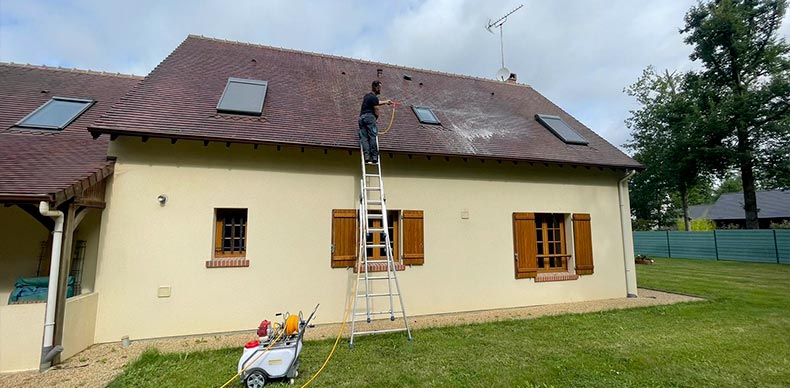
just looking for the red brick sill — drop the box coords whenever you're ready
[353,262,406,273]
[206,258,249,268]
[535,272,580,282]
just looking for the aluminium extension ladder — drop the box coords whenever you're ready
[349,140,413,348]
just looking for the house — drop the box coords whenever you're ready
[2,34,643,372]
[0,63,140,372]
[689,190,790,229]
[86,35,642,343]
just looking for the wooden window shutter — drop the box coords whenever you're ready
[331,209,357,268]
[572,213,594,275]
[513,213,538,279]
[402,210,424,265]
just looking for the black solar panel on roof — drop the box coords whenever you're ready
[217,78,268,115]
[412,106,440,125]
[16,97,94,130]
[535,114,588,145]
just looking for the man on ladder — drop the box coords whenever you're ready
[350,79,412,348]
[359,80,393,164]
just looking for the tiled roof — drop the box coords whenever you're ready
[90,35,641,169]
[706,190,790,220]
[0,63,141,204]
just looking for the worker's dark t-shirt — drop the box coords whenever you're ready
[360,92,379,118]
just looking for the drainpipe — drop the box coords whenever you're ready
[38,201,65,367]
[618,171,638,298]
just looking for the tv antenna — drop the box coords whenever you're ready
[485,4,524,81]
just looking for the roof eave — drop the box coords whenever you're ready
[89,126,644,171]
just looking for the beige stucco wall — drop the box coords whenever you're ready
[0,302,45,372]
[61,292,98,360]
[0,206,49,306]
[93,138,633,343]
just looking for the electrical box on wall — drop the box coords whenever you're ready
[157,286,172,298]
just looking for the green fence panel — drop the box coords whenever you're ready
[776,230,790,265]
[715,230,778,263]
[668,231,717,259]
[633,231,669,257]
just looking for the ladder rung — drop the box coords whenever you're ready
[362,259,389,263]
[357,293,400,298]
[367,200,383,205]
[365,187,381,191]
[366,214,383,219]
[354,311,403,316]
[365,276,391,280]
[365,244,387,249]
[365,174,380,177]
[367,228,385,233]
[353,328,408,336]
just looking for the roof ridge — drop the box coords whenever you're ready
[187,34,532,89]
[0,62,143,79]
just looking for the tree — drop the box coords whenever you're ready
[628,152,678,230]
[714,174,744,200]
[626,68,707,231]
[682,0,790,228]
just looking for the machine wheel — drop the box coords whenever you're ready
[290,378,295,385]
[244,370,267,388]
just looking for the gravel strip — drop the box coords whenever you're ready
[0,288,700,388]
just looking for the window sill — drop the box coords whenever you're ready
[206,258,249,268]
[535,272,579,282]
[353,262,406,273]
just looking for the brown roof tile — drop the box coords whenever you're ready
[0,63,141,203]
[91,35,641,169]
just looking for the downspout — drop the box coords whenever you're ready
[618,171,638,298]
[38,201,65,367]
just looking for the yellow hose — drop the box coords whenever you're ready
[379,105,396,135]
[298,269,360,388]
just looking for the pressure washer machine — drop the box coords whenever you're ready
[237,305,319,387]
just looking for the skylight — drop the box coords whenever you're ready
[216,78,268,115]
[412,106,440,125]
[15,97,94,130]
[535,114,588,145]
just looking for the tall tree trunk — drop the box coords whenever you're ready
[740,158,760,229]
[738,126,760,229]
[681,186,691,231]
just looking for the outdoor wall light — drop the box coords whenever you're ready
[157,194,168,206]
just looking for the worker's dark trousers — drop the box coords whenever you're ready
[358,113,379,162]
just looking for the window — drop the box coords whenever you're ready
[535,114,588,145]
[535,213,569,272]
[412,106,440,125]
[331,209,424,268]
[513,212,593,279]
[16,97,94,130]
[216,78,268,115]
[208,209,250,268]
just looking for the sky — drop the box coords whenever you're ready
[1,0,789,154]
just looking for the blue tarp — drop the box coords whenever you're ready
[8,276,74,303]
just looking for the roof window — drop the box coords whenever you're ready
[217,78,268,115]
[16,97,94,130]
[535,114,588,145]
[412,106,440,125]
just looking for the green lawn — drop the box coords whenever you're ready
[109,259,790,387]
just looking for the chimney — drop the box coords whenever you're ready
[377,68,383,78]
[506,73,517,84]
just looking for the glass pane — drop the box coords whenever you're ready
[536,114,588,145]
[217,78,268,115]
[538,257,544,268]
[19,99,92,129]
[537,242,544,255]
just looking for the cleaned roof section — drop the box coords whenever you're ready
[90,35,641,169]
[0,63,141,203]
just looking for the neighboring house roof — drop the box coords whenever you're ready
[90,35,641,170]
[702,190,790,220]
[688,204,711,219]
[0,63,141,204]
